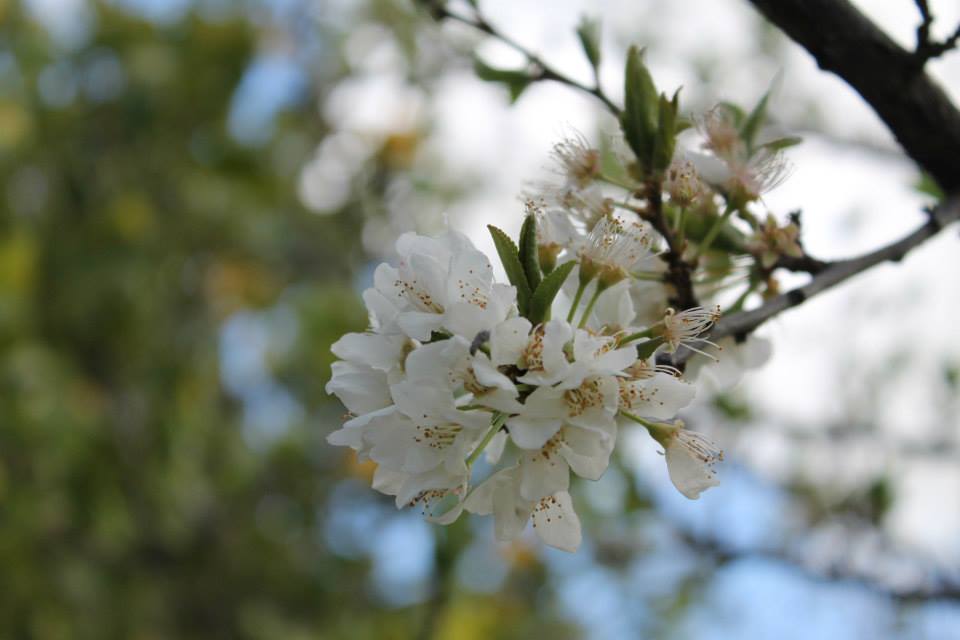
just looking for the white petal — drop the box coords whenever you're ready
[409,253,448,308]
[444,301,496,340]
[561,425,615,480]
[532,492,582,552]
[492,475,532,542]
[484,430,508,465]
[491,317,532,366]
[520,449,570,501]
[474,388,525,413]
[665,433,722,500]
[463,470,506,515]
[623,374,696,420]
[566,405,617,435]
[404,337,468,384]
[397,310,444,341]
[390,380,452,425]
[507,416,564,450]
[540,319,574,377]
[373,263,404,306]
[325,361,391,415]
[687,150,732,187]
[362,287,401,332]
[330,333,406,371]
[589,280,636,329]
[472,352,516,392]
[445,242,493,305]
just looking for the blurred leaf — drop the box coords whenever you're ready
[576,16,602,71]
[473,57,533,103]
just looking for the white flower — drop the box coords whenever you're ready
[572,278,637,334]
[662,427,723,500]
[664,156,708,207]
[365,380,490,476]
[369,230,516,341]
[659,305,721,355]
[550,133,601,189]
[687,334,772,392]
[507,375,619,449]
[497,318,572,385]
[618,360,696,420]
[465,466,582,552]
[579,212,655,286]
[403,335,523,414]
[325,331,411,453]
[692,106,791,202]
[499,318,634,390]
[372,465,468,524]
[518,420,616,502]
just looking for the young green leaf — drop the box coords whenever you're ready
[740,89,771,152]
[758,136,803,153]
[474,57,533,103]
[620,46,659,173]
[527,260,576,324]
[518,215,542,290]
[488,224,532,315]
[576,16,602,72]
[652,89,680,172]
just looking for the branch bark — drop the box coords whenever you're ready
[745,0,960,193]
[671,197,960,365]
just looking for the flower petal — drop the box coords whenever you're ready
[532,491,582,552]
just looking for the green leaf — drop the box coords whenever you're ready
[915,171,945,202]
[620,46,659,173]
[576,16,602,71]
[740,88,771,152]
[652,88,680,172]
[758,136,803,153]
[527,260,576,324]
[518,214,541,291]
[473,57,533,103]
[717,101,746,127]
[488,225,532,315]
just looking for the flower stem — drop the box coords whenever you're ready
[619,410,677,445]
[630,271,665,282]
[598,173,640,192]
[577,285,605,329]
[675,205,688,249]
[566,279,589,323]
[466,412,508,467]
[617,328,655,346]
[692,202,735,263]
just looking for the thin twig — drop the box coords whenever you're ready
[431,5,621,117]
[914,0,960,64]
[670,197,960,365]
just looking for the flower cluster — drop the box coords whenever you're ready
[327,193,736,551]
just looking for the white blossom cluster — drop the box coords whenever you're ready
[326,135,772,552]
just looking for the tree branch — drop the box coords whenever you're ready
[744,0,960,193]
[429,4,621,117]
[672,197,960,365]
[914,0,960,64]
[672,528,960,604]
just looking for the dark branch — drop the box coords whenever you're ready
[914,0,960,64]
[745,0,960,193]
[672,197,960,365]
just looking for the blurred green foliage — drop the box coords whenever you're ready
[0,1,573,637]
